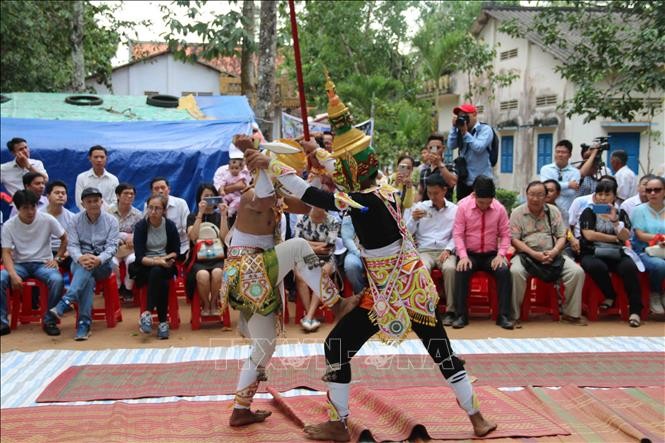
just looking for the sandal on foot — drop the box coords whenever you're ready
[599,299,614,310]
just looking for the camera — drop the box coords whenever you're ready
[580,136,610,152]
[455,114,470,128]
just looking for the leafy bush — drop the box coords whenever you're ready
[495,188,519,214]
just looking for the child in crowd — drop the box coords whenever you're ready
[218,159,250,219]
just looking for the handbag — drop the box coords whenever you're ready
[194,222,225,262]
[593,242,623,261]
[519,206,564,283]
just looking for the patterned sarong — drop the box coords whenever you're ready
[220,246,280,317]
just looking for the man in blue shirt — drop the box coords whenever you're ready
[50,187,119,341]
[539,139,581,226]
[447,103,494,200]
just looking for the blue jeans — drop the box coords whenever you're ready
[343,253,367,295]
[639,253,665,293]
[0,262,64,326]
[59,261,113,325]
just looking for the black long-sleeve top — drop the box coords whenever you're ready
[301,187,402,250]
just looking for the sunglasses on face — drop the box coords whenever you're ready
[645,187,663,194]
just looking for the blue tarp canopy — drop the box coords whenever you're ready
[0,95,255,214]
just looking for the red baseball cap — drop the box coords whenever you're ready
[453,103,477,115]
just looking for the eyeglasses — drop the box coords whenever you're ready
[645,187,663,194]
[147,206,164,212]
[527,193,546,199]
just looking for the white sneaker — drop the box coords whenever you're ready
[650,293,664,314]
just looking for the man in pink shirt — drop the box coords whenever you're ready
[452,176,514,329]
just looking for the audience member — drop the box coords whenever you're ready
[74,145,119,211]
[148,177,190,257]
[186,184,229,316]
[219,158,250,222]
[322,131,334,152]
[509,181,586,327]
[49,188,118,340]
[406,173,458,326]
[389,154,418,210]
[418,147,430,172]
[447,104,493,200]
[569,176,619,241]
[578,179,643,327]
[133,194,180,339]
[576,142,606,196]
[419,134,457,201]
[1,137,48,197]
[340,215,366,295]
[294,206,340,332]
[620,174,653,218]
[452,176,514,329]
[1,190,66,336]
[610,150,637,205]
[9,172,48,217]
[539,140,580,226]
[630,176,665,314]
[543,179,561,207]
[108,183,143,301]
[41,180,75,271]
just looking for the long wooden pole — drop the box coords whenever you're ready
[288,0,309,141]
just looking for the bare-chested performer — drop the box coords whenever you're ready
[224,136,356,427]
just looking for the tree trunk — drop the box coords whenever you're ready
[70,0,85,92]
[240,0,256,106]
[256,0,277,140]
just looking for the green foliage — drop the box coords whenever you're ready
[500,1,665,122]
[1,1,138,92]
[159,0,253,63]
[495,188,519,213]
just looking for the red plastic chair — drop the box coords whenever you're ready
[468,271,498,320]
[190,288,231,330]
[583,272,648,321]
[520,277,561,321]
[136,278,181,329]
[73,273,123,328]
[10,278,49,329]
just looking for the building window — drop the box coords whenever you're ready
[537,134,553,172]
[500,135,514,173]
[144,91,159,97]
[500,100,518,111]
[500,48,518,60]
[536,95,557,106]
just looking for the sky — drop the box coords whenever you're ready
[95,0,421,66]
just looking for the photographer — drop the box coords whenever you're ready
[419,134,457,202]
[447,104,494,201]
[577,141,608,196]
[389,154,418,210]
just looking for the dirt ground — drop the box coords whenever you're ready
[2,296,664,353]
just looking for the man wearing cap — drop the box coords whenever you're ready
[49,187,119,341]
[447,104,494,200]
[244,76,496,440]
[452,176,514,330]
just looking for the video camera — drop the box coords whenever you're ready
[455,114,470,128]
[580,136,610,153]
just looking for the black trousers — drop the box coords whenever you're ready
[580,255,643,316]
[453,251,512,319]
[324,306,465,384]
[456,181,473,201]
[144,266,171,323]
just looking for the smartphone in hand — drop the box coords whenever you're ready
[591,203,611,214]
[204,196,224,207]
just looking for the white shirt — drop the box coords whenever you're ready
[619,194,645,218]
[144,195,190,254]
[568,194,594,238]
[0,159,48,196]
[1,211,64,263]
[39,205,76,249]
[405,199,457,251]
[75,168,119,211]
[614,165,637,204]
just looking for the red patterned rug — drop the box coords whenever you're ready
[3,386,571,443]
[36,352,665,403]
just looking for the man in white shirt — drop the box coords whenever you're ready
[539,140,581,226]
[610,150,637,205]
[620,174,654,218]
[9,172,49,217]
[0,137,49,197]
[40,180,76,271]
[75,145,119,211]
[147,177,190,257]
[406,173,458,325]
[1,190,67,336]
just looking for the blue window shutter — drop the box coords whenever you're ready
[500,135,514,173]
[537,134,553,171]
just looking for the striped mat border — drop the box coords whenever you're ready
[2,336,663,409]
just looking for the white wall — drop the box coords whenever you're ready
[86,54,221,97]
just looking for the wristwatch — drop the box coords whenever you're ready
[55,256,64,264]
